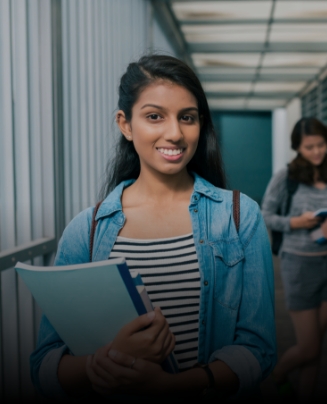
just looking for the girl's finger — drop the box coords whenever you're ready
[92,360,118,387]
[108,349,140,371]
[163,332,175,354]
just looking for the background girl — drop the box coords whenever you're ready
[31,54,276,402]
[261,117,327,402]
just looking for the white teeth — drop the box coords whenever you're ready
[158,148,183,156]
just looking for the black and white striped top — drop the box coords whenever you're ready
[109,233,200,370]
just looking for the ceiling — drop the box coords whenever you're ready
[153,0,327,110]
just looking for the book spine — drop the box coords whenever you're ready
[117,263,147,316]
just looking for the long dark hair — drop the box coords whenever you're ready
[99,54,226,198]
[288,117,327,185]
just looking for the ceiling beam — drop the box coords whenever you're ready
[189,43,327,53]
[180,19,327,25]
[204,92,297,99]
[163,0,280,2]
[200,74,315,82]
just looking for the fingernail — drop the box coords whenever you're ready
[147,311,155,320]
[108,349,117,359]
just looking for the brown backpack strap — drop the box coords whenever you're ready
[89,201,103,262]
[232,190,240,233]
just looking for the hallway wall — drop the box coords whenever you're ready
[0,1,175,402]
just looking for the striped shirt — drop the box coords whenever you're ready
[109,233,200,370]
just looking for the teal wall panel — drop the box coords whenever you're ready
[212,111,272,205]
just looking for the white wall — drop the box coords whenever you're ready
[0,1,178,401]
[272,98,301,174]
[153,17,176,56]
[286,97,301,157]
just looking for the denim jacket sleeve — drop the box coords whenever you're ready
[209,196,277,398]
[30,208,93,399]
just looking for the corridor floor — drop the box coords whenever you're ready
[260,255,327,403]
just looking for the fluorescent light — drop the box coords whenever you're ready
[262,53,327,67]
[203,82,252,93]
[197,67,257,75]
[270,24,327,43]
[192,53,261,67]
[172,1,272,21]
[247,98,286,109]
[182,24,266,43]
[208,98,246,109]
[260,67,320,74]
[254,82,306,93]
[274,1,327,19]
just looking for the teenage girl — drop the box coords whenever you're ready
[262,117,327,402]
[31,54,276,402]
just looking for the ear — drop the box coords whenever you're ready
[116,110,132,141]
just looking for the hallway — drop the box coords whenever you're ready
[261,255,327,403]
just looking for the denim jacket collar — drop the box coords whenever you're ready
[96,173,223,221]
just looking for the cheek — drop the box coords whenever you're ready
[188,128,201,144]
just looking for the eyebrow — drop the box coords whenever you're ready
[140,104,199,113]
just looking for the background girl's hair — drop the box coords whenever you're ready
[288,117,327,184]
[99,54,226,199]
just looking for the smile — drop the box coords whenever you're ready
[157,148,184,156]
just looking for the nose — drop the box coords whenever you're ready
[164,118,183,142]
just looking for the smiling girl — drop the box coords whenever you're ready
[261,117,327,402]
[30,54,276,402]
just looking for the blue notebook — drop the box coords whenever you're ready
[15,258,178,373]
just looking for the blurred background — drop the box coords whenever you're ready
[0,0,327,402]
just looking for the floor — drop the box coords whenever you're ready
[260,255,327,403]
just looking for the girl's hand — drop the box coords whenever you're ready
[86,347,172,397]
[86,342,115,395]
[110,307,175,364]
[290,211,321,229]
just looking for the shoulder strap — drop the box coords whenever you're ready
[233,190,240,233]
[89,200,103,262]
[285,175,299,215]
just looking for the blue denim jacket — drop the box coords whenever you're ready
[30,174,276,400]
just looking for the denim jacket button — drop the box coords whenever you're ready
[194,209,198,213]
[199,239,204,244]
[202,320,205,325]
[204,281,208,286]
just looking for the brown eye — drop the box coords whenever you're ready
[181,115,195,123]
[148,114,160,120]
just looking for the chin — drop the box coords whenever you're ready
[312,159,325,166]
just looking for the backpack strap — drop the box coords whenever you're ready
[233,190,240,233]
[285,176,299,215]
[89,200,103,262]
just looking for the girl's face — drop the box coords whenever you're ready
[297,134,327,166]
[117,80,201,177]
